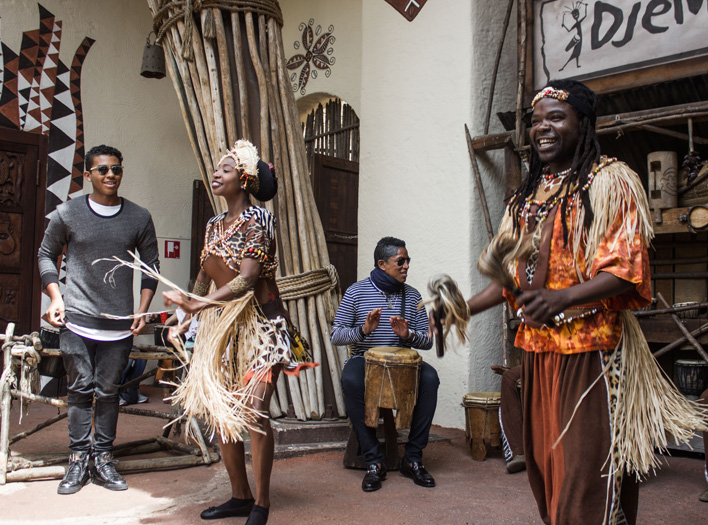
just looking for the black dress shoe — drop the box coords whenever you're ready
[245,504,269,524]
[362,463,387,492]
[92,452,128,491]
[400,457,435,488]
[201,497,255,520]
[57,452,90,495]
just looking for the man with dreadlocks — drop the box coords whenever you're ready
[460,79,707,525]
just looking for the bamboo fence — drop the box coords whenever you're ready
[146,0,346,420]
[302,98,360,169]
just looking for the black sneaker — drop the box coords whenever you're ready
[92,452,128,491]
[57,452,90,495]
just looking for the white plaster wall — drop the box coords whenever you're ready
[357,0,518,429]
[358,0,475,429]
[280,0,362,116]
[465,1,520,395]
[2,0,198,307]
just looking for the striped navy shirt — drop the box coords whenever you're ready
[331,277,433,356]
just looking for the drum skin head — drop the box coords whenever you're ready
[365,346,420,362]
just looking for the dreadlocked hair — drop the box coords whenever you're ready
[508,79,601,246]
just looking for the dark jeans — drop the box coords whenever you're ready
[341,355,439,465]
[60,329,133,453]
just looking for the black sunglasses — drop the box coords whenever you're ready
[394,257,411,267]
[89,165,123,176]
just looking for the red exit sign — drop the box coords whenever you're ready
[165,240,180,259]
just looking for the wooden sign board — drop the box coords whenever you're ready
[532,0,708,91]
[384,0,428,21]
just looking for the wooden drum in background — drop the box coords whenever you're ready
[364,347,422,430]
[463,392,502,461]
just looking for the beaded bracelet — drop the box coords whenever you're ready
[241,246,270,264]
[516,307,601,327]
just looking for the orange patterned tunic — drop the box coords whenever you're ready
[504,161,652,354]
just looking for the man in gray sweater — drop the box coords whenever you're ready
[38,144,160,494]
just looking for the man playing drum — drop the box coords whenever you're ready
[331,236,439,492]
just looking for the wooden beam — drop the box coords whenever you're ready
[468,131,514,152]
[653,207,692,235]
[583,55,708,96]
[4,453,220,482]
[39,347,178,361]
[657,292,708,363]
[10,390,67,408]
[635,124,708,146]
[638,318,708,344]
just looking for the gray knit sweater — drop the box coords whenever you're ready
[38,196,160,330]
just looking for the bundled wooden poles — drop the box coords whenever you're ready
[147,0,346,420]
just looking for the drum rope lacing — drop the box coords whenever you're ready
[367,361,420,413]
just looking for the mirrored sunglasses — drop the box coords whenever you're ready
[89,165,123,176]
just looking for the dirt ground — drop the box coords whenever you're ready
[1,385,706,524]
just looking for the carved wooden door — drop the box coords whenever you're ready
[190,179,214,281]
[0,128,47,335]
[311,154,359,292]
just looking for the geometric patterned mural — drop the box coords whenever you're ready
[0,4,94,217]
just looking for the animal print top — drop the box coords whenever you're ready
[200,206,278,279]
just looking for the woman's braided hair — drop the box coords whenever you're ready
[508,79,601,245]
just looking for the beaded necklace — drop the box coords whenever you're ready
[200,209,252,270]
[542,167,572,181]
[520,193,564,232]
[540,167,572,192]
[520,158,615,284]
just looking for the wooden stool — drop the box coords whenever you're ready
[364,347,421,430]
[463,392,502,461]
[342,408,400,470]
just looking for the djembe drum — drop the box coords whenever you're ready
[463,391,502,461]
[364,346,422,430]
[674,359,708,397]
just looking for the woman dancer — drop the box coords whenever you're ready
[164,140,313,525]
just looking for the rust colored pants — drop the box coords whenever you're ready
[522,350,638,525]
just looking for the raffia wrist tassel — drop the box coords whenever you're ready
[613,311,708,479]
[477,232,532,294]
[420,274,469,346]
[553,311,708,481]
